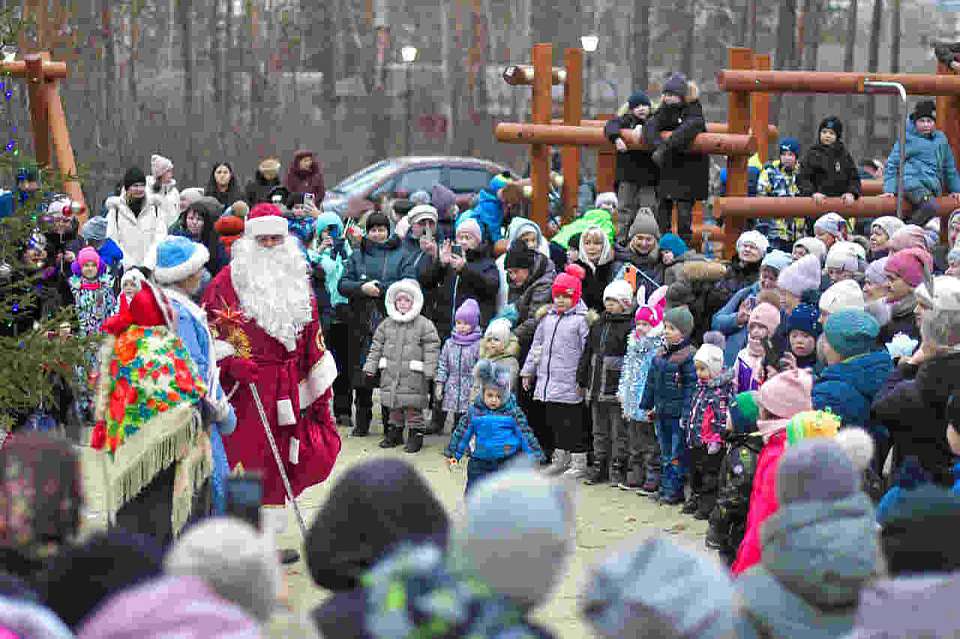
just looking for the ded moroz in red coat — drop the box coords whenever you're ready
[202,265,340,506]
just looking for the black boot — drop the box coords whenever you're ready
[582,458,609,485]
[425,409,445,435]
[379,426,403,449]
[404,429,424,453]
[608,461,627,487]
[352,407,371,437]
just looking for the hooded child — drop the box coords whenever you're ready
[431,298,483,436]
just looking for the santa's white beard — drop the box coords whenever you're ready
[231,236,313,351]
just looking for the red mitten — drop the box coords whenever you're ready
[222,356,259,385]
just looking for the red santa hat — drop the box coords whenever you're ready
[244,203,289,238]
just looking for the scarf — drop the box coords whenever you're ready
[80,278,102,291]
[452,326,482,346]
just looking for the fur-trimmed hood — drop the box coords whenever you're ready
[680,259,728,282]
[385,278,424,322]
[534,302,599,326]
[480,334,520,360]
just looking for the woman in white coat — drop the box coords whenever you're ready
[105,167,167,270]
[145,154,181,228]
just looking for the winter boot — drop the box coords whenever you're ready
[543,449,571,476]
[619,464,643,491]
[352,407,372,437]
[582,457,609,485]
[608,460,627,487]
[425,409,445,435]
[681,494,700,515]
[404,429,424,454]
[336,412,353,428]
[562,453,590,479]
[378,426,403,449]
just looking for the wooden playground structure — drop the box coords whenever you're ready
[497,45,960,256]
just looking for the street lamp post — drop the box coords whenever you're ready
[581,35,599,116]
[401,45,418,156]
[863,80,907,220]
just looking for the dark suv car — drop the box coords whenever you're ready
[321,156,506,219]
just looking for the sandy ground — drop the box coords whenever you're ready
[81,417,707,638]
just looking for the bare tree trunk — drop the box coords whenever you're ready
[889,0,902,143]
[800,0,822,143]
[442,0,454,153]
[317,0,337,102]
[369,0,391,160]
[681,0,697,79]
[843,0,858,113]
[179,0,196,178]
[865,0,883,145]
[739,0,757,48]
[632,0,651,92]
[771,0,797,125]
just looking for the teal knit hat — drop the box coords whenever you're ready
[659,233,688,258]
[824,309,880,358]
[729,391,759,433]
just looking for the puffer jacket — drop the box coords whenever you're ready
[884,119,960,197]
[419,243,500,337]
[104,192,168,269]
[642,86,709,201]
[732,429,786,575]
[737,492,878,639]
[577,311,633,402]
[363,280,440,409]
[436,334,482,414]
[813,350,893,438]
[705,256,762,319]
[603,112,659,187]
[462,184,504,242]
[243,168,281,205]
[640,340,697,419]
[549,208,616,249]
[687,369,734,447]
[798,141,862,198]
[444,393,545,462]
[878,293,919,345]
[520,300,591,404]
[618,331,665,421]
[284,149,326,201]
[310,211,352,308]
[508,252,556,359]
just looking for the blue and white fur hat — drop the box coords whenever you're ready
[152,236,209,285]
[474,359,513,397]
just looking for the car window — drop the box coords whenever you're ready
[448,167,493,193]
[370,177,396,200]
[394,168,442,194]
[330,161,398,195]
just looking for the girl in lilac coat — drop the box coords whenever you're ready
[521,264,591,478]
[431,298,483,435]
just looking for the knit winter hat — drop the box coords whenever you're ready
[864,257,890,286]
[783,409,842,446]
[152,236,209,284]
[761,249,793,274]
[879,483,960,575]
[777,254,823,298]
[663,305,694,338]
[777,439,860,504]
[814,212,847,239]
[504,238,537,270]
[474,359,513,397]
[407,204,439,227]
[603,279,634,310]
[820,279,866,315]
[80,216,108,243]
[76,246,100,269]
[409,189,431,205]
[824,309,881,359]
[695,343,725,376]
[794,236,828,263]
[826,241,866,272]
[595,192,618,209]
[627,91,652,109]
[757,369,813,419]
[911,99,936,122]
[150,154,173,178]
[915,275,960,313]
[888,225,928,252]
[365,211,391,231]
[748,302,781,335]
[582,535,737,639]
[454,298,480,328]
[729,391,760,433]
[628,213,661,240]
[452,465,575,611]
[885,247,933,287]
[737,230,769,256]
[179,186,204,209]
[778,137,801,156]
[871,216,905,241]
[164,517,280,622]
[552,264,586,306]
[456,217,484,245]
[786,303,822,338]
[305,459,448,591]
[662,73,689,97]
[659,233,688,258]
[819,116,844,139]
[244,203,288,237]
[484,318,513,344]
[122,166,146,190]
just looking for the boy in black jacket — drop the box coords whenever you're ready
[577,279,635,486]
[797,116,862,206]
[604,92,659,244]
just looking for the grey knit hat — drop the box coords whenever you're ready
[663,305,695,338]
[629,213,661,240]
[80,215,108,243]
[164,516,280,622]
[776,439,860,504]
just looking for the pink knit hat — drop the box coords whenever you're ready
[552,264,586,306]
[885,247,934,287]
[77,246,101,268]
[758,369,813,419]
[748,302,781,335]
[888,225,928,253]
[456,218,484,246]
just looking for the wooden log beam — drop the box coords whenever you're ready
[502,64,566,86]
[548,118,779,137]
[25,53,51,168]
[47,81,86,220]
[717,69,960,96]
[495,123,757,156]
[0,58,68,79]
[529,43,552,229]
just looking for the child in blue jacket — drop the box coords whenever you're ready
[640,305,698,505]
[445,359,545,494]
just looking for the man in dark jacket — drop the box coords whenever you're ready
[504,241,556,361]
[797,116,862,205]
[643,73,709,246]
[604,92,659,244]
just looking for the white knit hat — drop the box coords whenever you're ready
[603,279,634,309]
[794,236,828,263]
[814,212,847,239]
[871,216,905,240]
[595,192,618,209]
[737,230,770,256]
[825,241,865,273]
[694,343,725,376]
[484,317,513,344]
[151,154,174,178]
[819,279,866,314]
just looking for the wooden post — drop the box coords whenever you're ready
[530,43,552,229]
[724,48,754,259]
[24,53,51,168]
[561,48,583,223]
[752,53,772,163]
[47,81,86,219]
[937,60,959,246]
